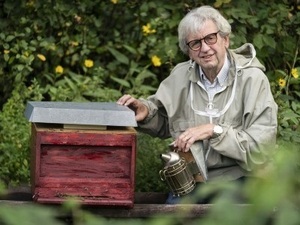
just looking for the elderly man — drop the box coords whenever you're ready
[117,5,277,203]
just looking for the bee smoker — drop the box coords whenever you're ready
[159,152,196,196]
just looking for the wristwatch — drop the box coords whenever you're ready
[212,125,223,138]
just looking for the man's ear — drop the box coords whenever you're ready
[224,36,230,48]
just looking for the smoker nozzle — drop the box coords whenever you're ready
[160,152,181,166]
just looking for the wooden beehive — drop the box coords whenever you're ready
[25,102,137,208]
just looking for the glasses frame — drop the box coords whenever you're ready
[186,31,220,51]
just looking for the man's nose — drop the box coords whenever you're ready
[200,40,210,52]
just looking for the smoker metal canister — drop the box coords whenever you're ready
[159,152,196,196]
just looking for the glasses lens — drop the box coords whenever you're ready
[189,40,201,50]
[187,32,219,51]
[204,33,217,45]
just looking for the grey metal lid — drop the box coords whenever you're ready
[24,101,137,127]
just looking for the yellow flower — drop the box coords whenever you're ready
[278,78,286,88]
[4,50,10,54]
[84,59,94,68]
[291,68,299,79]
[111,0,118,3]
[37,54,46,61]
[142,23,156,36]
[151,55,161,67]
[55,65,64,74]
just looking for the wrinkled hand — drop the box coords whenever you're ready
[117,94,149,122]
[173,123,214,152]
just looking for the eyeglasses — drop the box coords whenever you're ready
[186,31,220,51]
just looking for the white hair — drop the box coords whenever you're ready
[178,6,231,55]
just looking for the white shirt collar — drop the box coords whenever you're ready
[199,54,230,86]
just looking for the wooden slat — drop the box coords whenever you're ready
[0,189,213,218]
[38,129,136,146]
[87,203,212,218]
[39,145,132,179]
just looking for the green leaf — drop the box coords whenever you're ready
[0,204,64,225]
[64,77,77,91]
[110,76,131,87]
[291,101,299,112]
[263,35,276,49]
[4,54,10,62]
[294,91,300,98]
[123,44,138,55]
[5,35,15,42]
[136,69,156,83]
[275,69,288,77]
[253,34,264,49]
[140,84,157,92]
[107,47,129,65]
[16,64,25,71]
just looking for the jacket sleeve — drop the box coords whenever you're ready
[136,97,171,139]
[210,69,278,171]
[136,63,190,139]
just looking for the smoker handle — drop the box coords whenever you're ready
[159,169,166,181]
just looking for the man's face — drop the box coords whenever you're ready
[187,20,229,76]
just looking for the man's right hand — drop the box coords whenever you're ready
[117,94,149,122]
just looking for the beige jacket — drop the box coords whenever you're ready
[138,43,278,181]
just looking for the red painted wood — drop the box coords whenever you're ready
[39,131,135,146]
[40,145,131,178]
[35,185,132,198]
[30,123,136,207]
[37,177,131,187]
[36,197,133,206]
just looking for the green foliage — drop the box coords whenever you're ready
[0,0,298,129]
[0,0,175,104]
[196,142,300,225]
[0,204,64,225]
[0,142,298,224]
[0,0,299,196]
[211,0,300,143]
[0,82,43,185]
[136,133,170,192]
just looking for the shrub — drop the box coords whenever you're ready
[0,82,42,185]
[136,133,170,192]
[0,0,299,189]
